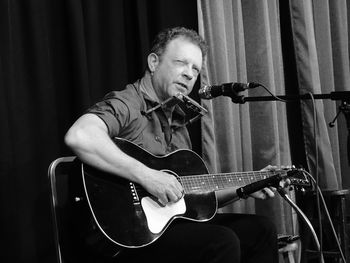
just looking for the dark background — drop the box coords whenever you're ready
[1,1,202,262]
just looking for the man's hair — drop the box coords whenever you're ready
[150,27,208,60]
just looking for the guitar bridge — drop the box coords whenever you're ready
[129,182,141,204]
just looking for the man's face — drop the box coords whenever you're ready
[151,37,203,101]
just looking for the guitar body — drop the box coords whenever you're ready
[77,138,309,257]
[81,138,217,255]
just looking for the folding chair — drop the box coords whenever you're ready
[48,157,117,263]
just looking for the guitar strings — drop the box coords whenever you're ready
[178,170,286,193]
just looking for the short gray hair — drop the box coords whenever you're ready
[150,27,208,61]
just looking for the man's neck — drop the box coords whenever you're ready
[140,71,175,117]
[140,71,160,103]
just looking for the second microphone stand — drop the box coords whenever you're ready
[229,90,350,263]
[236,91,350,164]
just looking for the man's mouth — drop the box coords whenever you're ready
[175,82,188,93]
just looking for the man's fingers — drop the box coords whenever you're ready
[262,187,275,198]
[157,189,184,206]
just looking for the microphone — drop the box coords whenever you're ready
[236,173,282,199]
[198,82,260,100]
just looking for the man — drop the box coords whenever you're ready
[65,27,278,262]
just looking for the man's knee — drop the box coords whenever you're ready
[205,226,241,262]
[255,215,277,236]
[213,226,240,246]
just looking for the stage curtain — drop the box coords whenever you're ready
[198,0,350,247]
[288,0,350,189]
[197,0,296,237]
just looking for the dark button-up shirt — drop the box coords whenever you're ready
[87,74,192,156]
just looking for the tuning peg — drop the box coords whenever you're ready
[281,164,296,170]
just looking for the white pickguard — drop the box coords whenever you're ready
[141,197,186,234]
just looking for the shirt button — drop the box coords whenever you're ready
[155,136,161,142]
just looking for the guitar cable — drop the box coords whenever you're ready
[277,186,324,263]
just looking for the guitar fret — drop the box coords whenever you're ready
[181,169,288,193]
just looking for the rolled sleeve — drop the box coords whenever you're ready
[87,95,130,138]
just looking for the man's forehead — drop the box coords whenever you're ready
[164,37,202,60]
[166,37,198,50]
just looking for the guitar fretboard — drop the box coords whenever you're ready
[179,170,286,193]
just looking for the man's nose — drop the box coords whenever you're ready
[183,66,194,80]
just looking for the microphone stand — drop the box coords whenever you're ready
[237,91,350,164]
[240,90,349,101]
[232,90,350,263]
[329,100,350,166]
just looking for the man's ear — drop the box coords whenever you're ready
[147,53,159,73]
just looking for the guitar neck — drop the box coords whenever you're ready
[180,170,286,193]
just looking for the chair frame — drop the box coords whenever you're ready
[48,156,76,263]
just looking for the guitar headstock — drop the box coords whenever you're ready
[284,167,311,189]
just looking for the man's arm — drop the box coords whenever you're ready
[64,113,184,206]
[216,166,280,207]
[216,187,276,208]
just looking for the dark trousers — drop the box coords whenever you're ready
[116,213,278,263]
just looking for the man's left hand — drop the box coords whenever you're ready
[250,165,290,200]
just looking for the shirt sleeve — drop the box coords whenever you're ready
[86,91,130,138]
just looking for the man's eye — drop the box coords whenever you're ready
[175,60,185,64]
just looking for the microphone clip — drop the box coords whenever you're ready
[223,83,245,103]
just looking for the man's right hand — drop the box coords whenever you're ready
[141,168,184,206]
[65,114,184,207]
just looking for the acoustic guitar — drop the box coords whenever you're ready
[79,137,309,255]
